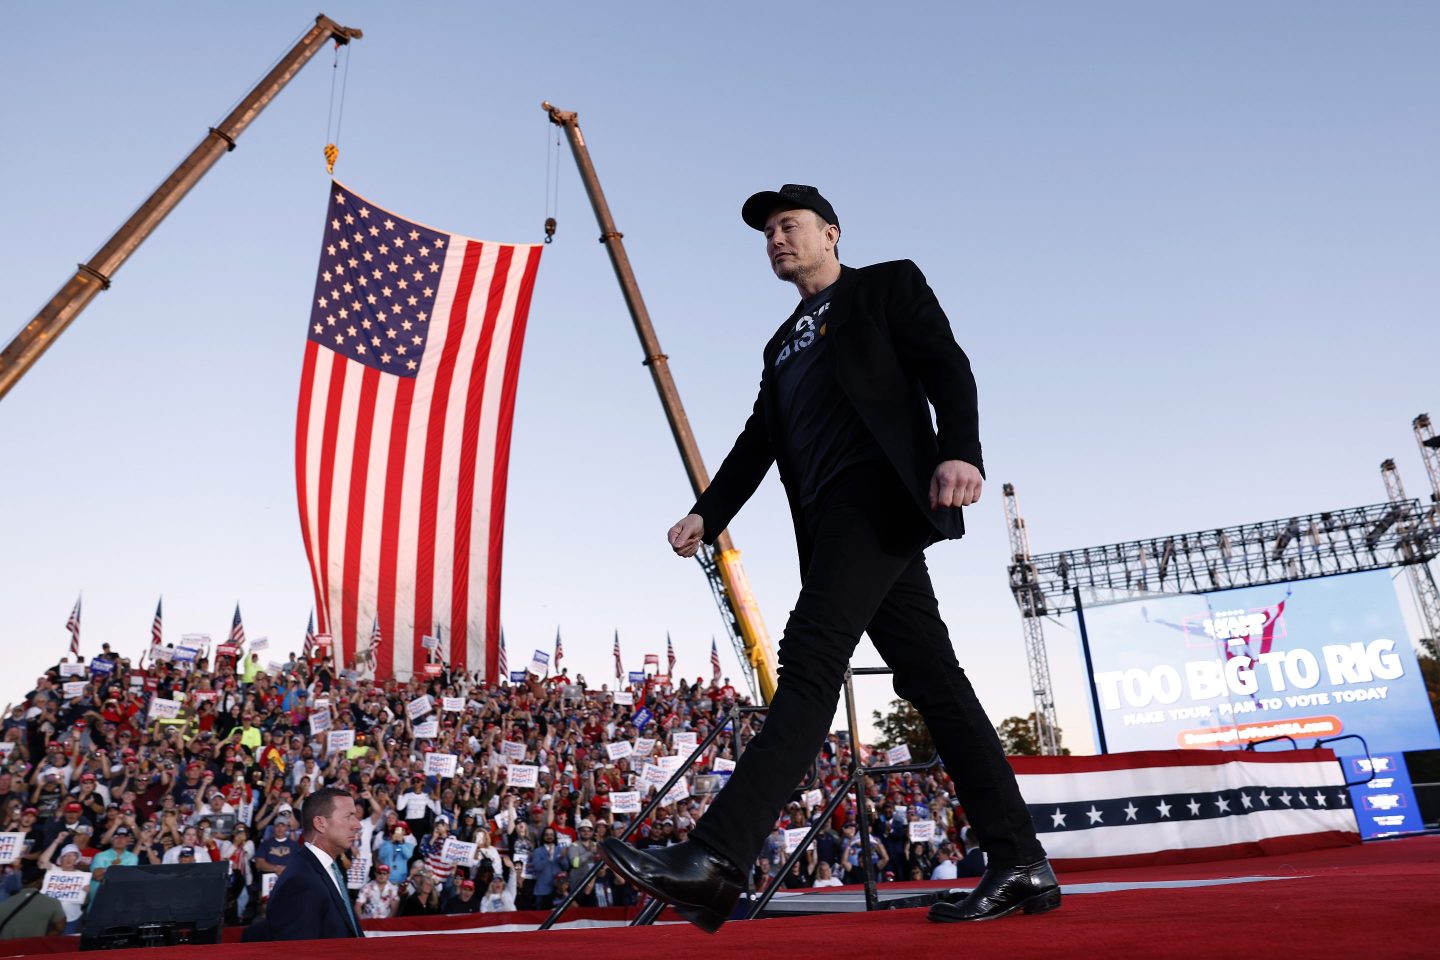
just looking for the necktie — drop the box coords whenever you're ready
[329,861,361,936]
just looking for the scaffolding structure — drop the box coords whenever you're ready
[1015,500,1437,617]
[1381,458,1440,649]
[1001,483,1060,755]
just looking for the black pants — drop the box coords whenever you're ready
[690,461,1045,872]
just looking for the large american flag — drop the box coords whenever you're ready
[66,596,81,658]
[710,636,721,683]
[295,183,542,681]
[613,630,622,680]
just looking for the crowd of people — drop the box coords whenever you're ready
[0,638,981,937]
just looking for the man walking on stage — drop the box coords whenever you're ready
[600,184,1058,931]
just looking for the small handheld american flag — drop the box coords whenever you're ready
[554,626,564,666]
[66,595,81,658]
[613,630,622,680]
[666,633,676,676]
[151,597,164,648]
[229,604,246,647]
[711,637,721,683]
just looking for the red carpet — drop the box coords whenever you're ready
[5,837,1436,959]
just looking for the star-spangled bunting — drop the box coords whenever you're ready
[295,182,542,682]
[1031,783,1351,833]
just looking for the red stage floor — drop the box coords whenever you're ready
[4,837,1436,959]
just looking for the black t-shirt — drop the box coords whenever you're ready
[771,284,882,504]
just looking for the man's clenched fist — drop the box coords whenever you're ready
[668,514,705,558]
[929,460,983,510]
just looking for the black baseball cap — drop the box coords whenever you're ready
[741,184,839,232]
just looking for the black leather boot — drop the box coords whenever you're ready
[927,859,1061,922]
[600,837,746,933]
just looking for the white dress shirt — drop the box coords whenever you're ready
[306,842,348,902]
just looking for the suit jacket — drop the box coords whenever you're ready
[241,844,362,942]
[691,260,983,568]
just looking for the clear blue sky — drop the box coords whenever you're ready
[2,2,1437,749]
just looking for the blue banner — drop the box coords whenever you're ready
[89,659,114,675]
[1074,571,1440,755]
[633,707,653,730]
[1344,753,1427,838]
[509,671,528,684]
[628,671,645,684]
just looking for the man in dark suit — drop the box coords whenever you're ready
[600,185,1057,931]
[242,786,364,942]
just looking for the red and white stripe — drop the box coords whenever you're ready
[295,187,541,681]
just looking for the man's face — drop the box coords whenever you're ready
[315,796,361,853]
[764,207,836,283]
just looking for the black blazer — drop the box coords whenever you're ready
[241,844,363,942]
[691,260,983,568]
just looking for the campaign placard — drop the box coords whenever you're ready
[412,719,439,739]
[441,837,477,866]
[314,633,333,647]
[673,732,698,756]
[249,636,269,651]
[506,764,539,788]
[407,695,433,720]
[612,691,634,706]
[442,697,465,712]
[0,832,25,864]
[308,711,331,735]
[885,744,912,766]
[148,697,182,721]
[610,791,641,814]
[42,870,90,904]
[784,827,810,853]
[711,757,736,773]
[62,681,87,699]
[639,764,669,788]
[662,777,691,805]
[346,856,370,889]
[655,754,684,773]
[327,730,355,754]
[509,671,528,684]
[500,740,527,761]
[606,741,634,762]
[425,753,458,779]
[421,635,440,651]
[261,873,278,900]
[628,671,645,684]
[529,649,551,676]
[58,663,87,678]
[632,708,654,730]
[803,788,823,809]
[89,659,114,676]
[908,820,936,843]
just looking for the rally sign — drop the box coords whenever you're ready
[314,633,333,647]
[42,870,90,904]
[421,635,440,651]
[784,827,810,853]
[885,744,912,766]
[506,764,539,788]
[610,791,641,814]
[711,757,736,773]
[606,741,633,762]
[612,691,634,706]
[62,681,87,699]
[628,671,645,684]
[634,738,657,756]
[58,663,87,678]
[441,837,478,866]
[803,788,823,808]
[424,752,458,779]
[509,671,528,684]
[423,663,443,677]
[908,820,936,843]
[148,697,182,721]
[346,856,370,889]
[442,697,465,712]
[412,719,439,739]
[309,711,331,735]
[632,708,653,730]
[673,732,698,756]
[327,730,355,754]
[0,832,24,864]
[89,659,114,676]
[407,695,433,720]
[500,740,527,761]
[529,649,550,676]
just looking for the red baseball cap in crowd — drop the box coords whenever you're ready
[64,801,82,812]
[460,879,474,889]
[376,864,390,874]
[81,773,96,782]
[22,807,37,816]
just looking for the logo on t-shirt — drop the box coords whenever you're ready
[775,301,830,368]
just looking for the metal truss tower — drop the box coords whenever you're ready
[1415,414,1440,507]
[1001,483,1060,755]
[1381,458,1440,652]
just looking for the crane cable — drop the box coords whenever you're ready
[324,39,352,174]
